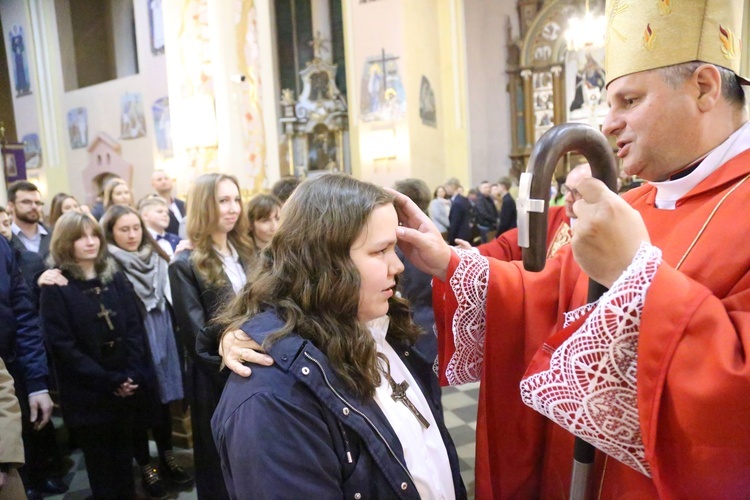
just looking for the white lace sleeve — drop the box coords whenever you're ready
[520,242,662,476]
[444,248,489,386]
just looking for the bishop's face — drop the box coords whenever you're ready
[603,69,701,182]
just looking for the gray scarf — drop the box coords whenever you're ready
[108,244,168,312]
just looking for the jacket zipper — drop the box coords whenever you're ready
[304,352,416,487]
[335,420,354,464]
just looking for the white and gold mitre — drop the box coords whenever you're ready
[604,0,748,86]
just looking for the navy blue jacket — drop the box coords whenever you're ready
[447,194,474,245]
[40,269,151,428]
[158,231,181,252]
[0,237,48,394]
[497,192,518,235]
[212,311,466,500]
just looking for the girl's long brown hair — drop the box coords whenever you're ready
[186,173,254,286]
[218,173,420,399]
[246,193,282,254]
[49,212,110,278]
[100,205,170,261]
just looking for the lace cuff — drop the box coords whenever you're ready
[520,242,662,476]
[444,248,489,386]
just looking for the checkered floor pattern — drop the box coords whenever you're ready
[45,382,480,499]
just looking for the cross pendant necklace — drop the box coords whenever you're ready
[387,374,430,429]
[97,303,116,331]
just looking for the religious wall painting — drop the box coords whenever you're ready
[2,144,26,185]
[419,76,436,128]
[22,133,41,169]
[152,97,173,157]
[67,108,88,149]
[359,51,406,123]
[148,0,165,55]
[532,70,554,140]
[307,124,338,171]
[565,47,607,127]
[120,93,147,140]
[9,25,31,97]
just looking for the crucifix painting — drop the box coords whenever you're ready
[359,49,406,122]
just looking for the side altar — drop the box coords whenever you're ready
[279,39,350,178]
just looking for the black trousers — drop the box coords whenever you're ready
[133,403,173,465]
[189,363,229,500]
[76,420,135,500]
[8,359,66,488]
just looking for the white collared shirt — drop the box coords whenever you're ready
[651,121,750,209]
[11,222,47,253]
[146,227,174,257]
[368,316,455,500]
[216,242,246,294]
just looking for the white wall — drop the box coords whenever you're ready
[58,0,168,204]
[463,0,518,187]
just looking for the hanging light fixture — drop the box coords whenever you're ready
[564,0,606,52]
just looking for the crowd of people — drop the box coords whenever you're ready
[427,176,519,246]
[0,172,296,499]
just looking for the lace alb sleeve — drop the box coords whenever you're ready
[444,248,490,386]
[520,242,662,476]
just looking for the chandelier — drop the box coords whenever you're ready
[564,0,606,52]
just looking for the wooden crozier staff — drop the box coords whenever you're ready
[516,122,618,500]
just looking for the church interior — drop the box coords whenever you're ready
[1,1,749,499]
[1,0,746,207]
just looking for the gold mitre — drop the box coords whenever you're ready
[604,0,748,86]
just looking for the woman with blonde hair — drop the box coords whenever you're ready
[102,178,133,212]
[168,173,253,499]
[40,212,152,499]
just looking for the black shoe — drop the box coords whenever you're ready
[160,451,193,486]
[38,477,69,494]
[140,464,169,500]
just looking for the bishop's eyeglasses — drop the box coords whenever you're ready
[560,184,581,199]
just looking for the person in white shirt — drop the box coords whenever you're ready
[7,181,50,259]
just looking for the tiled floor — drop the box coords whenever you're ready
[45,382,480,499]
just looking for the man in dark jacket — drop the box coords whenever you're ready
[474,181,499,243]
[444,178,473,245]
[151,170,186,236]
[7,182,50,260]
[496,177,517,236]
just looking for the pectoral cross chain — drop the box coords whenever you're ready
[387,375,430,429]
[98,304,116,331]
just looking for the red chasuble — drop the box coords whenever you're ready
[477,205,571,261]
[434,148,750,499]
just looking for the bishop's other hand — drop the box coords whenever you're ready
[572,178,651,288]
[387,188,452,283]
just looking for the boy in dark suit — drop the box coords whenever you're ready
[138,196,181,257]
